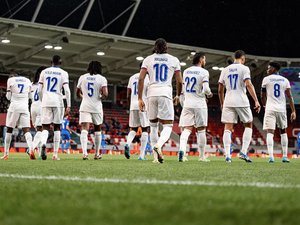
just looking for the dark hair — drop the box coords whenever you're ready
[52,55,61,65]
[269,62,281,71]
[153,38,167,54]
[87,61,102,75]
[234,50,245,59]
[33,66,47,83]
[192,52,205,65]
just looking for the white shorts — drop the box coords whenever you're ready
[31,105,42,127]
[129,110,150,128]
[221,107,253,124]
[147,96,174,121]
[263,110,287,130]
[41,107,64,124]
[79,112,103,125]
[6,111,30,128]
[179,107,207,128]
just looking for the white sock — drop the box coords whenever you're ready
[140,132,148,158]
[24,132,33,152]
[179,129,191,154]
[95,131,101,156]
[157,124,172,148]
[223,130,232,158]
[150,122,159,160]
[126,130,136,146]
[197,130,206,158]
[80,130,88,156]
[241,127,252,155]
[281,133,288,157]
[38,143,42,157]
[4,132,12,155]
[40,130,49,146]
[32,131,42,150]
[266,133,274,158]
[53,131,60,157]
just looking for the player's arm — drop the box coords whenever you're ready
[244,79,261,113]
[100,86,108,99]
[218,83,224,109]
[63,83,71,115]
[285,88,296,122]
[261,87,267,107]
[202,82,213,98]
[174,70,183,106]
[6,78,11,101]
[138,68,147,111]
[127,87,131,109]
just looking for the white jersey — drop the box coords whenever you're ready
[77,73,107,113]
[39,66,69,107]
[141,53,181,99]
[6,76,31,113]
[127,73,149,110]
[262,74,290,112]
[218,63,251,107]
[182,66,209,108]
[30,83,41,108]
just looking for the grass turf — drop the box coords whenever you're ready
[0,153,300,225]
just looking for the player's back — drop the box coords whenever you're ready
[7,76,31,112]
[262,74,290,112]
[219,63,251,107]
[78,73,107,113]
[142,53,180,99]
[183,66,209,108]
[39,66,69,107]
[128,73,149,110]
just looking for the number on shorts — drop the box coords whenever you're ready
[46,77,58,92]
[154,63,168,82]
[274,83,280,97]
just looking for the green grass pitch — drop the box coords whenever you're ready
[0,153,300,225]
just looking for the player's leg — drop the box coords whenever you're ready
[178,108,193,162]
[60,133,66,154]
[196,108,209,162]
[1,127,13,159]
[52,124,61,160]
[221,107,237,162]
[40,107,53,160]
[263,110,276,162]
[94,124,102,159]
[147,97,159,163]
[33,126,43,156]
[124,127,138,159]
[80,122,89,160]
[139,126,149,160]
[238,107,253,162]
[19,112,35,160]
[280,129,289,162]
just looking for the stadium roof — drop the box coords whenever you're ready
[1,17,300,85]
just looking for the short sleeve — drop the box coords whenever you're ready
[38,70,44,84]
[141,57,148,70]
[62,72,69,85]
[77,76,82,89]
[218,70,225,84]
[101,77,108,87]
[174,57,181,72]
[127,76,132,89]
[6,78,12,91]
[261,77,267,88]
[203,70,209,82]
[243,66,251,81]
[286,78,291,89]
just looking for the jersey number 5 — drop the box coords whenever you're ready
[87,82,94,97]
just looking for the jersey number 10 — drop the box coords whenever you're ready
[154,63,168,82]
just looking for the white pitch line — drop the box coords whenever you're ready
[0,173,299,189]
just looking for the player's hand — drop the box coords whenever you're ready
[139,99,145,112]
[65,107,70,115]
[173,95,180,106]
[254,101,261,113]
[291,111,296,122]
[207,93,213,98]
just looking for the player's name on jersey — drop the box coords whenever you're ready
[86,77,96,81]
[186,71,201,75]
[45,71,61,75]
[154,57,168,62]
[15,78,26,82]
[229,68,237,72]
[270,78,285,82]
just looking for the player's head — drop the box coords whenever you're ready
[153,38,167,54]
[33,66,47,83]
[267,62,281,75]
[52,55,62,66]
[87,61,102,75]
[234,50,246,64]
[192,52,206,67]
